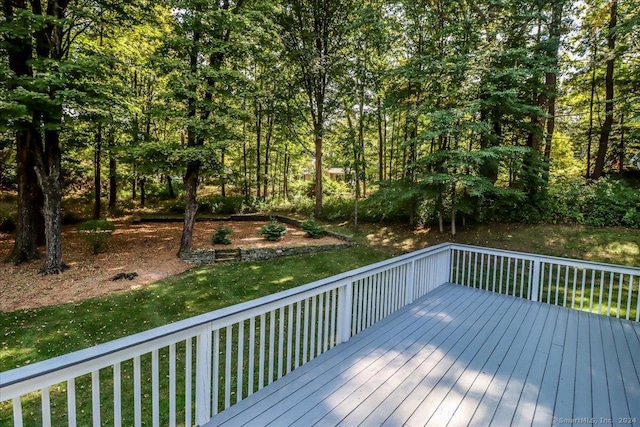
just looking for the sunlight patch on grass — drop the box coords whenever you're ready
[270,276,294,285]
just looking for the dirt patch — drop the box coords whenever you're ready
[0,220,344,313]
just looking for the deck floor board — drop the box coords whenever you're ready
[204,284,640,427]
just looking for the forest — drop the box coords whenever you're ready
[1,0,639,274]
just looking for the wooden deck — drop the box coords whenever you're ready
[206,284,640,427]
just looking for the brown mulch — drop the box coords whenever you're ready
[0,220,343,313]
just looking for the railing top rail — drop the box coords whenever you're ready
[449,243,640,275]
[0,243,453,389]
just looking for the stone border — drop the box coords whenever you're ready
[180,242,354,265]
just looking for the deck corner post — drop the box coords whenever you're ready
[337,280,353,343]
[195,325,212,426]
[531,257,541,302]
[405,260,416,306]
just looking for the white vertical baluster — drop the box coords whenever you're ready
[310,296,317,359]
[554,264,560,305]
[499,257,504,294]
[616,274,624,318]
[405,261,416,306]
[268,312,276,381]
[295,303,301,368]
[278,307,285,378]
[224,326,232,409]
[635,278,640,322]
[249,317,256,395]
[373,274,380,323]
[168,344,176,427]
[479,254,485,290]
[112,366,122,427]
[287,304,293,373]
[472,252,478,288]
[598,270,605,314]
[152,350,159,427]
[237,321,244,402]
[519,259,525,298]
[185,338,192,427]
[590,270,596,313]
[562,266,569,306]
[134,356,142,427]
[461,251,467,286]
[323,292,330,352]
[92,370,100,426]
[512,259,519,297]
[626,276,634,321]
[68,378,77,427]
[316,294,323,357]
[530,258,540,302]
[196,328,212,425]
[12,397,22,427]
[506,258,512,296]
[357,280,364,333]
[547,264,553,304]
[41,387,51,427]
[572,268,578,309]
[259,313,265,389]
[302,300,309,363]
[330,288,337,347]
[581,269,586,310]
[607,273,614,316]
[212,330,219,414]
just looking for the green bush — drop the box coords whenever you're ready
[259,218,287,241]
[0,212,16,233]
[301,217,325,238]
[77,219,116,254]
[212,225,233,245]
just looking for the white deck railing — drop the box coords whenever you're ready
[1,243,638,426]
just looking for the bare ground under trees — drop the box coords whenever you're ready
[0,220,343,312]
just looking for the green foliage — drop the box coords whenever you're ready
[259,218,287,241]
[212,225,233,245]
[76,220,116,254]
[301,217,325,238]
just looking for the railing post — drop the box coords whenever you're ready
[405,261,416,306]
[337,280,353,344]
[531,257,541,302]
[195,326,212,426]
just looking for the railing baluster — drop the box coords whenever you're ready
[598,270,605,314]
[519,259,525,298]
[323,292,330,352]
[636,279,640,322]
[152,350,159,427]
[278,307,285,379]
[225,326,232,408]
[607,273,614,316]
[248,317,255,395]
[330,289,337,348]
[237,320,244,401]
[268,313,275,382]
[212,330,219,414]
[92,370,101,426]
[247,316,256,396]
[68,378,77,427]
[572,268,578,309]
[627,276,634,321]
[616,274,624,319]
[134,355,141,427]
[259,313,266,389]
[479,254,485,290]
[12,397,22,427]
[581,269,586,310]
[185,338,192,427]
[286,304,293,373]
[530,258,540,302]
[168,344,175,427]
[499,257,504,294]
[302,300,309,364]
[310,297,317,360]
[316,294,323,357]
[41,387,51,427]
[294,302,301,367]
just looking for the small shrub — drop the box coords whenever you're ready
[212,225,233,245]
[301,217,325,238]
[259,218,287,241]
[77,219,116,254]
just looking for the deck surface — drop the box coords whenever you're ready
[205,284,640,427]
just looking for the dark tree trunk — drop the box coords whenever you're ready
[618,113,625,174]
[377,96,385,182]
[314,124,323,217]
[263,115,273,200]
[586,39,597,181]
[7,128,44,264]
[139,177,146,207]
[166,174,175,199]
[179,162,199,256]
[108,139,117,209]
[93,125,102,219]
[255,104,262,200]
[5,0,44,263]
[221,149,226,197]
[592,0,617,180]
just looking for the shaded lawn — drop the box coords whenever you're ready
[0,246,388,372]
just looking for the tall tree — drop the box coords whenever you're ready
[279,0,352,216]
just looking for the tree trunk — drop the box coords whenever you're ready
[592,0,617,180]
[377,96,385,182]
[221,149,226,197]
[166,174,175,199]
[179,162,199,256]
[93,125,102,219]
[314,124,323,217]
[7,128,44,264]
[108,139,117,210]
[139,177,146,207]
[255,104,262,200]
[618,113,625,174]
[586,38,597,181]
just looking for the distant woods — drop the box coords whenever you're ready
[1,0,639,273]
